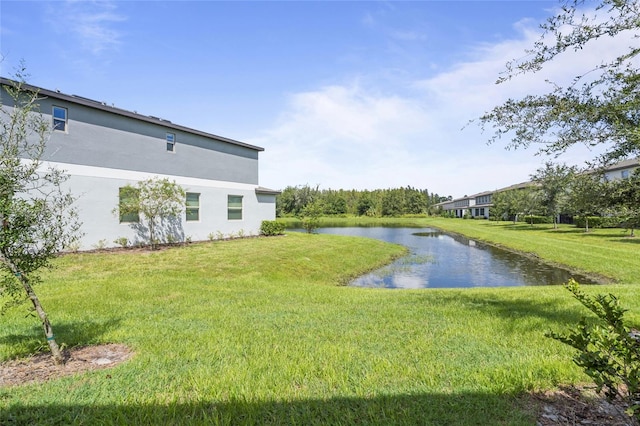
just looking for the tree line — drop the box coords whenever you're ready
[276,185,450,217]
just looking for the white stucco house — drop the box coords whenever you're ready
[1,77,279,250]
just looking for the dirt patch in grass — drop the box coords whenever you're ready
[526,384,638,425]
[0,344,133,388]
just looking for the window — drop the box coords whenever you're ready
[227,195,243,220]
[622,170,630,179]
[166,133,176,152]
[118,187,140,223]
[52,106,67,131]
[475,195,491,204]
[186,192,200,221]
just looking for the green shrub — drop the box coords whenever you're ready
[574,216,622,229]
[113,237,129,248]
[260,220,285,236]
[519,215,552,224]
[547,280,640,419]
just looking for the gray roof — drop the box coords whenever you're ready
[603,157,639,172]
[1,77,264,152]
[255,187,281,195]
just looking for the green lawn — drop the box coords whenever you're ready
[2,228,639,425]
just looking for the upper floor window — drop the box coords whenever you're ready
[52,106,67,132]
[166,133,176,152]
[186,192,200,221]
[228,195,243,220]
[475,195,491,204]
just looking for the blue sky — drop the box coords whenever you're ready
[0,1,621,197]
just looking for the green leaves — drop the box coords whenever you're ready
[1,74,82,309]
[547,279,640,418]
[114,177,186,248]
[480,0,640,164]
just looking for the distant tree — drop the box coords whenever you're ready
[321,190,347,215]
[381,189,404,217]
[276,185,319,217]
[604,170,640,236]
[404,187,428,215]
[276,186,297,217]
[568,171,606,232]
[531,162,576,228]
[356,192,376,216]
[521,186,544,225]
[478,0,640,165]
[491,189,524,222]
[115,177,185,249]
[0,69,82,365]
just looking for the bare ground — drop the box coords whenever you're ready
[526,385,638,425]
[1,345,637,425]
[0,344,133,387]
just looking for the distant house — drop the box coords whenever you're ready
[436,184,526,219]
[1,77,279,249]
[602,158,640,181]
[435,158,639,220]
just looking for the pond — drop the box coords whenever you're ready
[305,227,597,289]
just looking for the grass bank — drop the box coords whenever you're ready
[2,231,640,424]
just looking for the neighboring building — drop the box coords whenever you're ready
[602,158,640,181]
[435,158,639,220]
[1,77,279,249]
[440,189,497,219]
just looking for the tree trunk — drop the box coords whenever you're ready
[149,217,156,249]
[12,267,65,365]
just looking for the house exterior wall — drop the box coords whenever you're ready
[55,163,276,248]
[603,159,639,181]
[2,79,277,250]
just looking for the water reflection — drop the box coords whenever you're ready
[309,227,596,289]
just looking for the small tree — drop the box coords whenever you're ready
[491,188,533,223]
[531,162,576,229]
[568,171,606,232]
[604,169,640,237]
[115,177,185,249]
[1,69,82,365]
[547,280,640,420]
[300,201,323,233]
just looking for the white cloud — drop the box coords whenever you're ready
[256,7,637,197]
[46,1,126,55]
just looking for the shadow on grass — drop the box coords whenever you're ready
[432,291,584,329]
[613,237,640,244]
[0,318,121,360]
[498,223,634,239]
[0,391,535,425]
